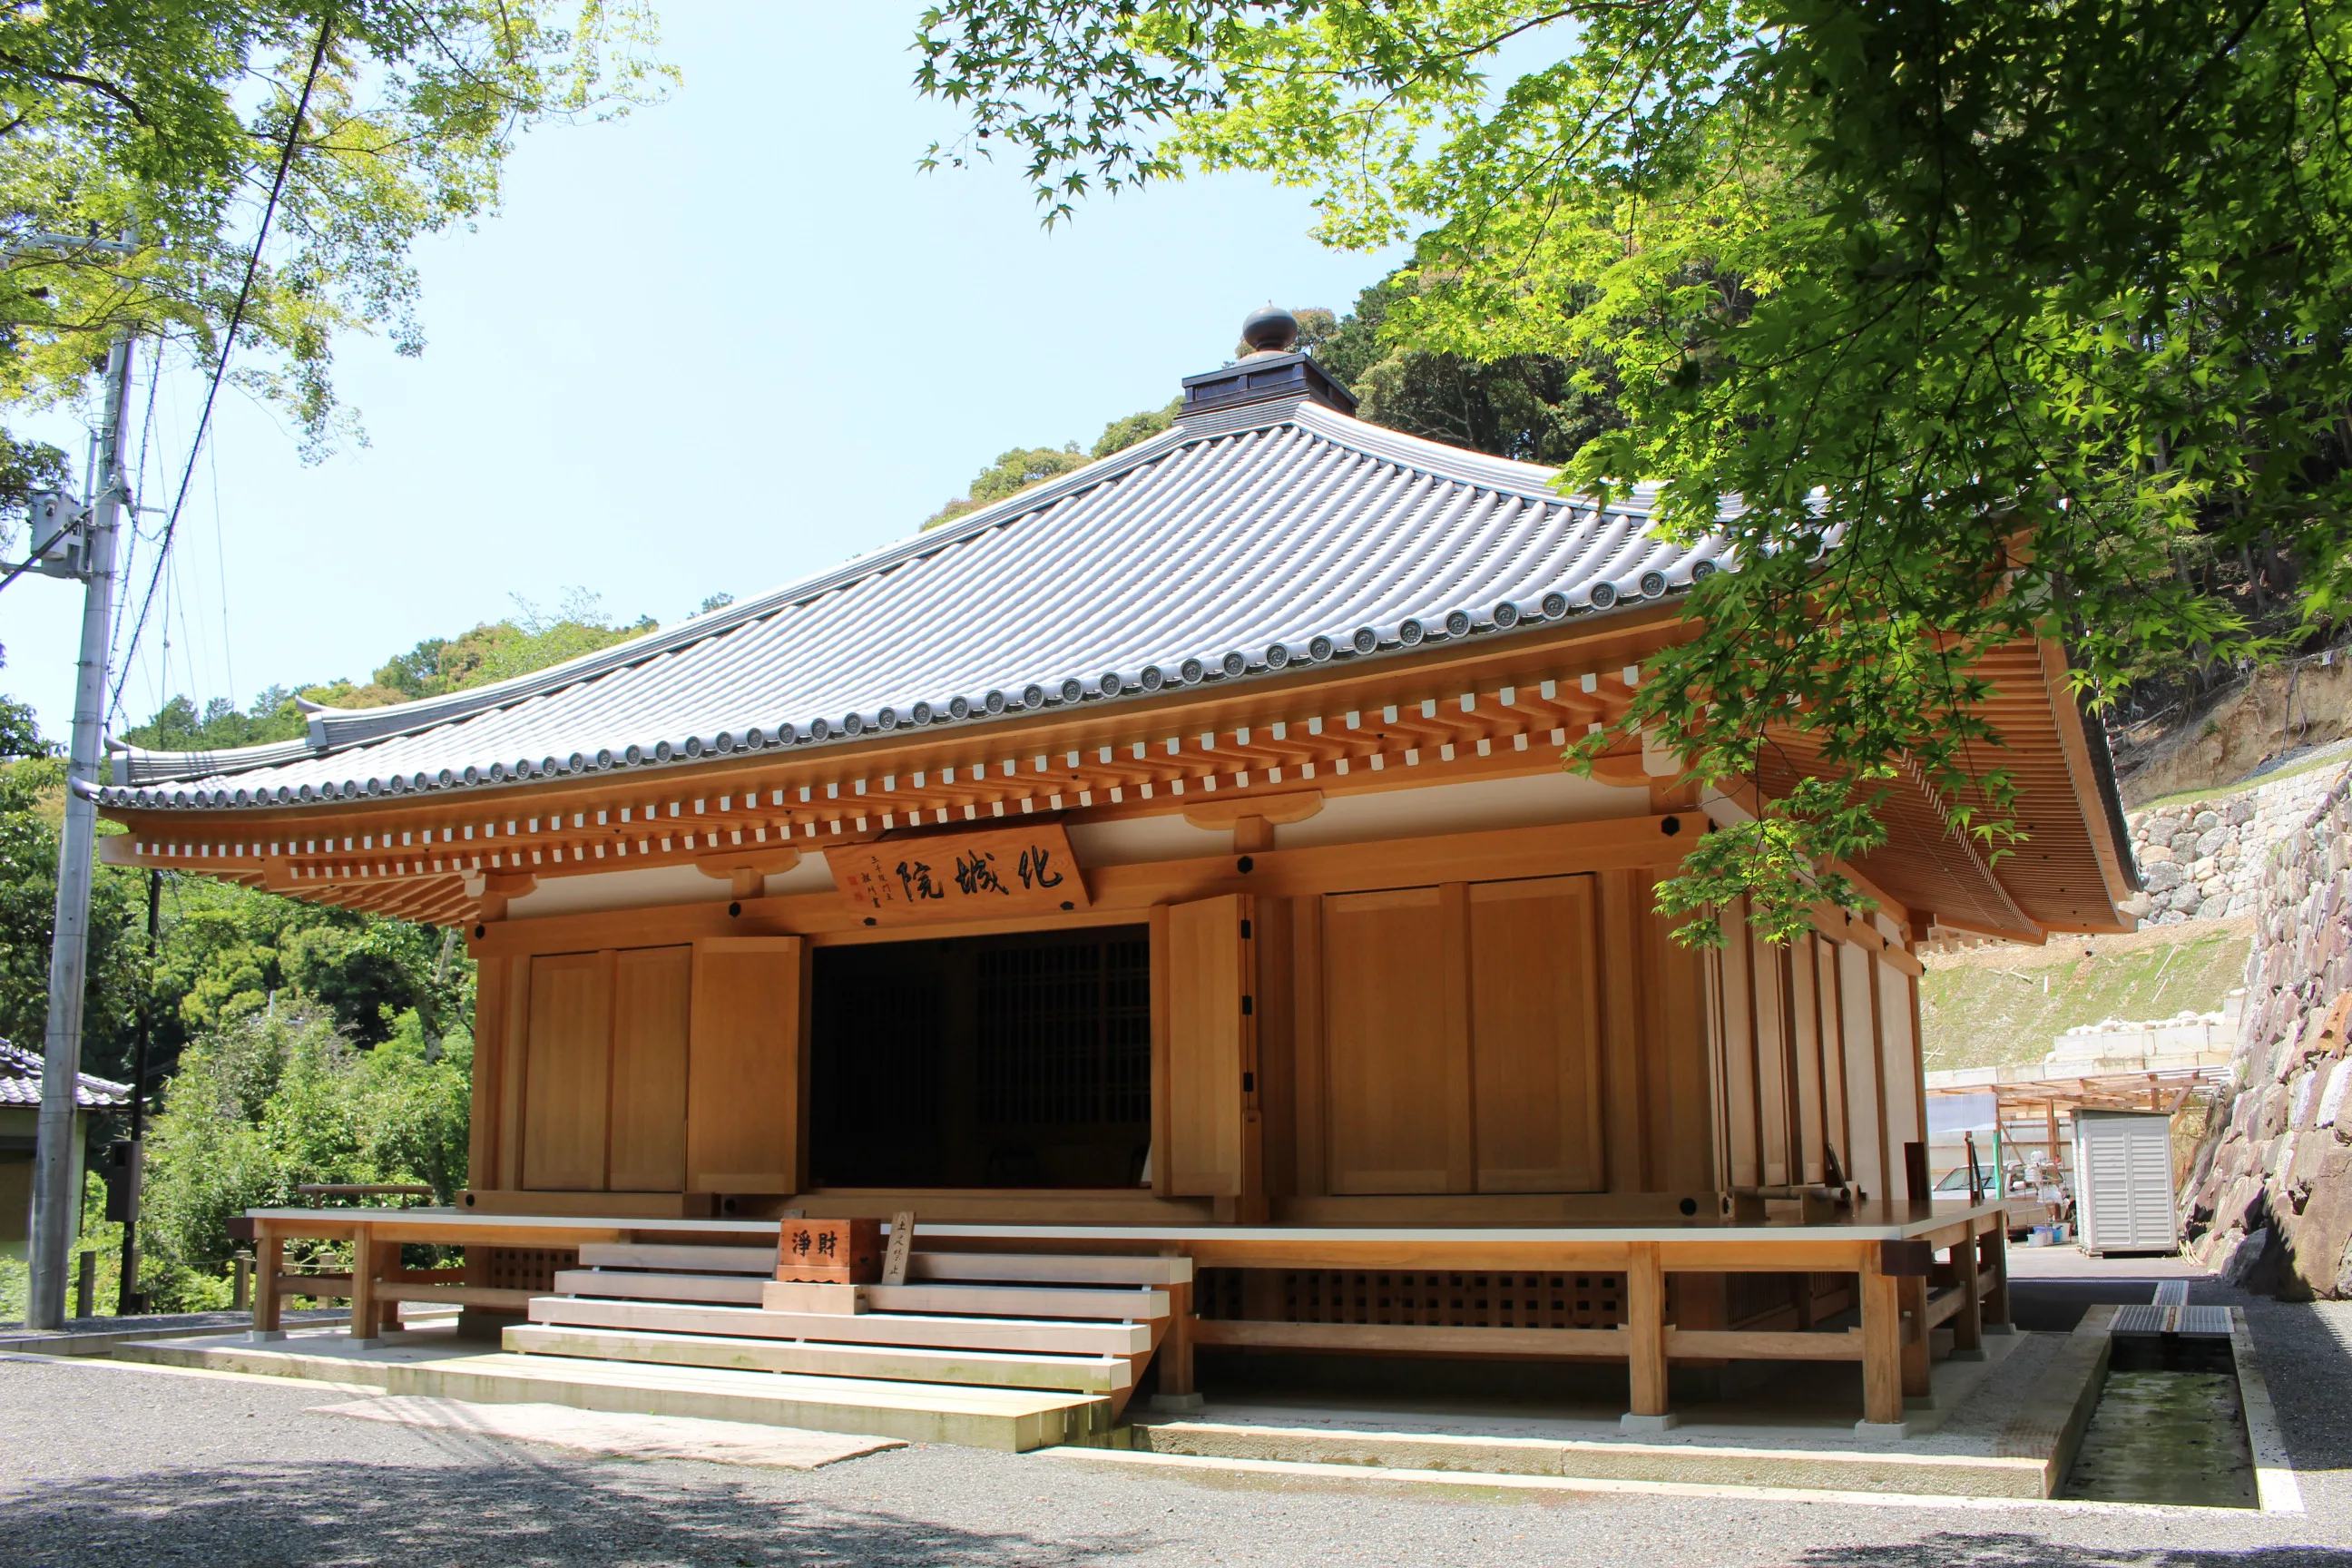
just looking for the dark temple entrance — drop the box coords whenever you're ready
[808,924,1152,1189]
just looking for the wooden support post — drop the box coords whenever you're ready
[348,1221,379,1342]
[1858,1268,1904,1428]
[1898,1273,1932,1398]
[1952,1235,1983,1355]
[371,1237,401,1336]
[252,1228,283,1334]
[1157,1279,1197,1401]
[1982,1220,2012,1328]
[1623,1243,1671,1426]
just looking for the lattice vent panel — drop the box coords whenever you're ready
[479,1247,577,1293]
[1196,1269,1633,1328]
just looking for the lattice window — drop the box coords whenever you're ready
[976,931,1151,1127]
[480,1247,576,1293]
[1196,1269,1632,1328]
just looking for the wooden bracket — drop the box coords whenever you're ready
[693,846,803,900]
[1182,789,1325,833]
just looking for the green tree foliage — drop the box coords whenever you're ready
[924,398,1184,527]
[0,753,146,1078]
[118,590,658,761]
[370,590,656,700]
[916,0,2352,942]
[137,1007,472,1308]
[1306,281,1622,467]
[2,1,671,460]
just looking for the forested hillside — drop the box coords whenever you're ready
[0,592,659,1313]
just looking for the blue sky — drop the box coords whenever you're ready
[8,4,1403,743]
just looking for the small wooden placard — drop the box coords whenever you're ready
[830,822,1090,926]
[881,1210,916,1287]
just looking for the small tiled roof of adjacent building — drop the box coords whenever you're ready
[96,387,1731,810]
[0,1041,132,1109]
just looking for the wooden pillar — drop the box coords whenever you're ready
[369,1236,400,1336]
[1625,1243,1669,1419]
[1898,1274,1932,1397]
[1982,1220,2012,1327]
[252,1226,283,1333]
[1158,1280,1196,1397]
[1952,1232,1983,1354]
[1858,1268,1904,1426]
[348,1221,379,1343]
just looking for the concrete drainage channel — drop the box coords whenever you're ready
[2055,1286,2302,1512]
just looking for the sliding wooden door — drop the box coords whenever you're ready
[1467,876,1602,1191]
[608,945,691,1191]
[1323,885,1468,1193]
[522,951,612,1191]
[1160,894,1254,1197]
[687,936,808,1193]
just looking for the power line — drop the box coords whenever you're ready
[108,14,334,722]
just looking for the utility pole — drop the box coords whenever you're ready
[114,867,161,1315]
[25,295,139,1330]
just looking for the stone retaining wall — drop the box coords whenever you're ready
[2121,763,2345,924]
[2180,765,2352,1297]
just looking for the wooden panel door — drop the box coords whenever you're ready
[522,951,612,1191]
[608,945,691,1191]
[1838,940,1887,1200]
[687,936,808,1193]
[1466,876,1602,1192]
[1322,886,1467,1193]
[1161,894,1252,1197]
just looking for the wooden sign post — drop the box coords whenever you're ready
[881,1210,916,1287]
[830,822,1090,926]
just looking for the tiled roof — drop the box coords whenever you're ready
[0,1041,132,1109]
[98,395,1730,809]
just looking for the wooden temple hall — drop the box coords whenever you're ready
[93,310,2137,1439]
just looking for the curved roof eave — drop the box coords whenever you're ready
[102,396,1736,812]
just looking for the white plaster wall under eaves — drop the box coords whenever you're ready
[1274,769,1644,853]
[505,854,838,920]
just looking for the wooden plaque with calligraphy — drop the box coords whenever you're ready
[830,822,1091,925]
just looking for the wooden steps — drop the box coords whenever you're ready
[576,1243,777,1273]
[860,1283,1169,1320]
[118,1330,1107,1452]
[529,1295,1152,1357]
[506,1323,1134,1393]
[516,1240,1181,1421]
[908,1252,1193,1286]
[550,1269,767,1305]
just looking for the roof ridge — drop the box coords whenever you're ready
[99,403,1732,808]
[118,420,1219,779]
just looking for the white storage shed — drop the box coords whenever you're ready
[2072,1109,2180,1256]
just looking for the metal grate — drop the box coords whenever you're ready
[2112,1302,2232,1338]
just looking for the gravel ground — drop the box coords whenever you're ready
[1,1293,2346,1567]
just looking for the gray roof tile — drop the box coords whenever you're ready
[101,397,1728,809]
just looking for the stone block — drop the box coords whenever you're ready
[2196,809,2222,831]
[2198,826,2232,858]
[2139,844,2175,866]
[2143,861,2185,893]
[2172,830,2206,856]
[2200,896,2234,919]
[2229,798,2259,826]
[2317,1059,2352,1128]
